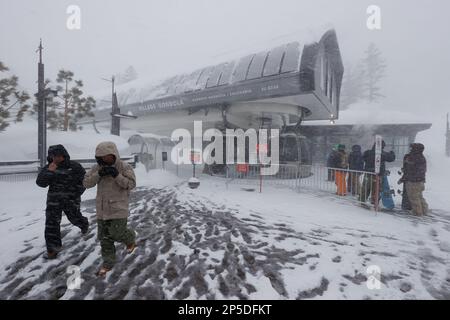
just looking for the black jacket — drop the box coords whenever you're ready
[363,145,396,175]
[403,144,426,182]
[36,145,86,203]
[348,145,364,171]
[327,150,340,168]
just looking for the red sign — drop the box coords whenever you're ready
[236,163,249,173]
[190,151,201,164]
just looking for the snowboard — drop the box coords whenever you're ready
[397,170,412,210]
[380,175,395,210]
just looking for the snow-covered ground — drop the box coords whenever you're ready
[0,116,449,300]
[0,162,449,300]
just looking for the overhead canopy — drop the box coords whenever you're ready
[108,29,344,123]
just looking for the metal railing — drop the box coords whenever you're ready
[0,155,138,182]
[225,164,302,192]
[224,163,379,208]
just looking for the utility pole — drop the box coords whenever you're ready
[111,90,121,136]
[63,77,69,131]
[102,76,120,136]
[37,39,46,169]
[446,113,450,157]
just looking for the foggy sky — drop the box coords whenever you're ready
[1,0,449,119]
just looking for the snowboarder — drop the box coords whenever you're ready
[398,143,428,216]
[359,141,396,205]
[334,144,348,196]
[36,144,88,259]
[326,144,340,181]
[83,141,137,277]
[347,144,364,196]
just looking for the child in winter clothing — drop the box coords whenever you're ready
[83,141,137,276]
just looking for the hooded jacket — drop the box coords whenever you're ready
[362,142,396,175]
[403,143,426,182]
[327,149,341,168]
[36,144,86,202]
[348,145,364,171]
[336,149,349,169]
[83,141,136,220]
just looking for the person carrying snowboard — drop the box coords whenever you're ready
[83,141,137,277]
[398,143,428,216]
[36,144,89,259]
[359,140,396,205]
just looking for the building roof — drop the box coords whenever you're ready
[94,29,343,124]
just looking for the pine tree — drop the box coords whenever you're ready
[361,43,387,103]
[340,63,365,109]
[0,61,30,132]
[44,69,96,131]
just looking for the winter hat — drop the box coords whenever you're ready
[337,144,346,151]
[352,145,361,152]
[47,144,69,162]
[410,143,425,153]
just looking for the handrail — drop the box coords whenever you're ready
[0,156,136,166]
[0,155,138,176]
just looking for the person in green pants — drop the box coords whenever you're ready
[84,141,137,277]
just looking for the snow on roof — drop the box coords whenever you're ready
[308,102,426,125]
[95,25,335,110]
[128,132,172,144]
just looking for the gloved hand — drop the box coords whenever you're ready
[99,166,119,178]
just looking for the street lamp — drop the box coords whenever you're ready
[36,88,58,168]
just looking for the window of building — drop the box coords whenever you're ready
[329,75,333,104]
[332,80,338,107]
[385,136,410,160]
[323,59,328,96]
[320,55,326,91]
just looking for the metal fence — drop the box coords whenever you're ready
[225,164,301,192]
[224,163,379,208]
[0,155,138,183]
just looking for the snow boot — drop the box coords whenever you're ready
[81,225,89,235]
[43,250,59,260]
[97,266,111,277]
[126,243,137,254]
[126,229,138,254]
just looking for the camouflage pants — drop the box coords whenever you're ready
[405,182,429,216]
[97,219,135,269]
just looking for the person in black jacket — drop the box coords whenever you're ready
[36,144,89,259]
[398,143,428,216]
[358,141,396,204]
[326,145,340,181]
[347,145,364,196]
